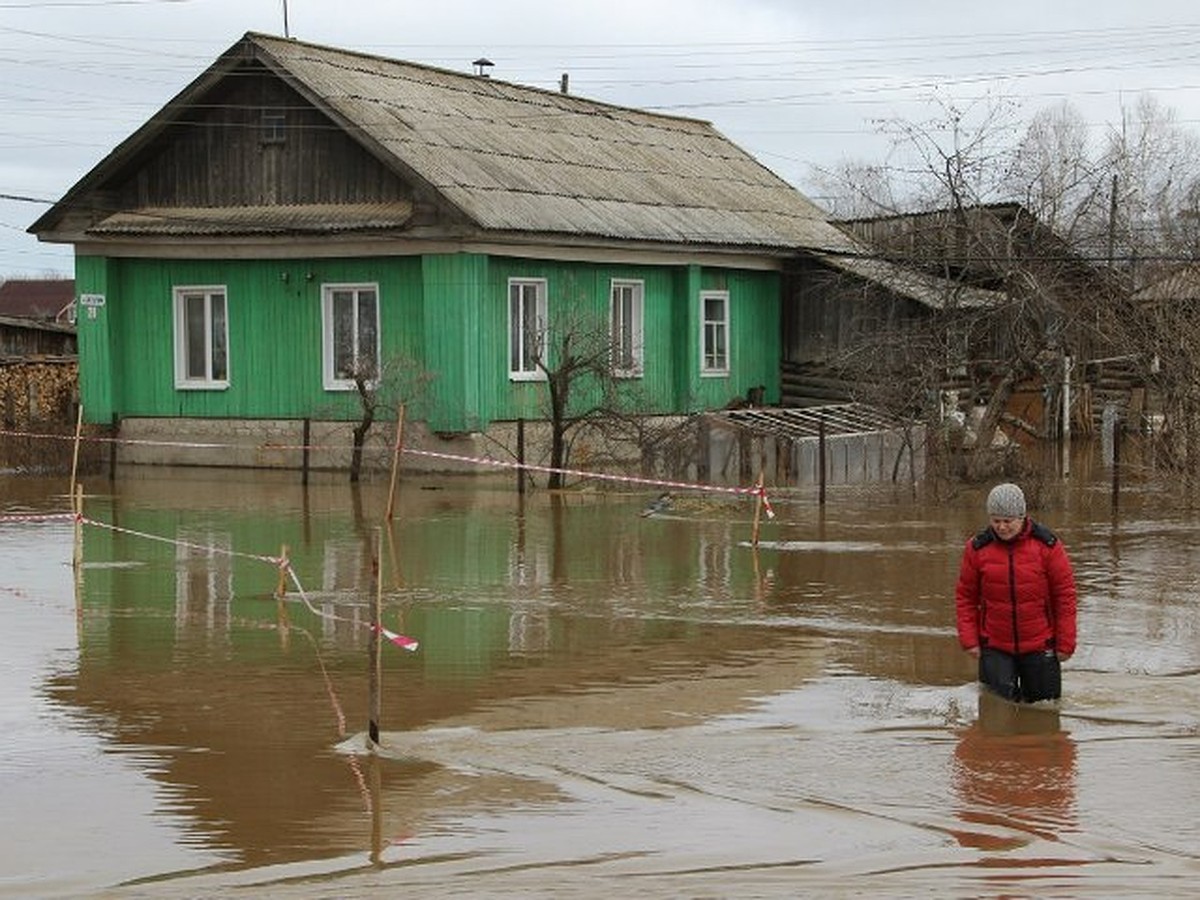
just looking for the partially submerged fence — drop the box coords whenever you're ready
[708,403,925,490]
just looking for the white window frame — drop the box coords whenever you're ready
[508,278,548,382]
[700,290,730,376]
[322,283,381,391]
[173,285,229,390]
[610,278,644,378]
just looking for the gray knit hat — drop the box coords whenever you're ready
[986,482,1026,518]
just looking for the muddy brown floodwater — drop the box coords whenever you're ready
[1,466,1198,898]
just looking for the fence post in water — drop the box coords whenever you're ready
[516,418,526,495]
[751,472,765,546]
[368,528,383,746]
[301,418,311,486]
[109,414,118,480]
[69,404,83,502]
[385,404,406,522]
[1111,418,1122,513]
[72,482,83,574]
[818,416,827,506]
[275,545,289,598]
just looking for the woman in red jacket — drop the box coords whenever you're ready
[955,482,1078,702]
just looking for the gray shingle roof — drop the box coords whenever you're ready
[242,33,859,253]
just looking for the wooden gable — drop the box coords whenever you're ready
[115,65,413,210]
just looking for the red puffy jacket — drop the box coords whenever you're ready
[955,518,1077,657]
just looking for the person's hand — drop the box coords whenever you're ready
[1056,651,1072,662]
[965,646,980,658]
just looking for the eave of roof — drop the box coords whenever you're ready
[813,252,1005,310]
[88,202,414,237]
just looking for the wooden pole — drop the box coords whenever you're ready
[109,414,118,481]
[275,544,289,598]
[301,418,311,486]
[73,481,84,632]
[368,528,383,746]
[69,403,83,502]
[72,482,84,575]
[516,417,526,495]
[385,519,402,588]
[1111,419,1121,514]
[751,471,764,546]
[385,404,406,522]
[1061,354,1072,479]
[818,416,827,506]
[369,753,383,865]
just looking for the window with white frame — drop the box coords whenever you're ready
[173,286,229,389]
[700,290,730,375]
[508,278,547,381]
[610,279,644,377]
[322,284,380,390]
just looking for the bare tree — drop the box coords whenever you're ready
[1100,96,1200,279]
[345,354,433,482]
[525,306,616,489]
[814,95,1112,480]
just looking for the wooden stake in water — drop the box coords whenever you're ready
[275,544,289,598]
[69,404,83,502]
[385,404,406,522]
[368,528,383,746]
[72,482,84,575]
[751,472,765,546]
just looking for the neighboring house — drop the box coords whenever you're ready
[0,278,78,358]
[0,280,79,467]
[29,31,865,470]
[780,251,1002,406]
[1121,264,1200,430]
[838,203,1126,366]
[835,204,1132,439]
[0,278,76,324]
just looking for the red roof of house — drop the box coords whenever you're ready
[0,278,75,320]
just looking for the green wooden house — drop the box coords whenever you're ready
[30,32,861,469]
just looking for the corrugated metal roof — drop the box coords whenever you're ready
[1133,265,1200,302]
[813,252,1004,310]
[245,34,859,254]
[90,202,413,236]
[713,403,912,439]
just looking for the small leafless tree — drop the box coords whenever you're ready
[344,354,434,482]
[527,306,616,489]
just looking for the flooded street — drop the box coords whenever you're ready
[2,466,1199,898]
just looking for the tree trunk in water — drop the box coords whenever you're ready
[547,373,567,489]
[967,369,1020,481]
[350,422,369,483]
[350,380,376,484]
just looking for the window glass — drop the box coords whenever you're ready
[174,286,229,389]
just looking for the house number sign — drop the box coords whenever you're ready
[78,293,105,320]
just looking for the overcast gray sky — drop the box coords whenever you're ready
[3,0,1199,277]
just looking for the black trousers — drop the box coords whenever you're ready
[979,646,1062,703]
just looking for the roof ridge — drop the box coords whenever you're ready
[243,30,717,130]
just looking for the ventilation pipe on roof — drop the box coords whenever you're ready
[472,58,493,77]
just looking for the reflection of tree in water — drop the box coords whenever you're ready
[950,691,1078,853]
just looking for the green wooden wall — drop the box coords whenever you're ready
[74,252,781,432]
